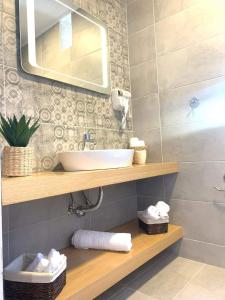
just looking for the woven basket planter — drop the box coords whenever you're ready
[3,146,33,177]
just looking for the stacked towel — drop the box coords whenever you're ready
[71,230,132,252]
[143,201,170,221]
[26,249,66,273]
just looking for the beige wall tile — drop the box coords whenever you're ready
[169,199,225,246]
[159,76,225,127]
[127,0,154,34]
[165,162,225,203]
[154,0,200,22]
[128,0,225,269]
[132,94,160,132]
[129,26,156,66]
[156,0,225,55]
[162,123,225,162]
[131,60,158,98]
[158,34,225,90]
[179,238,225,268]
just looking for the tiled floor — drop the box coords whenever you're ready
[97,251,225,300]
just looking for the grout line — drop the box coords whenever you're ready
[162,175,166,200]
[106,285,134,300]
[6,211,73,234]
[132,92,159,102]
[39,122,134,133]
[173,263,206,300]
[4,231,10,266]
[152,0,163,163]
[128,23,154,38]
[125,1,134,131]
[179,160,225,164]
[126,0,137,6]
[2,9,6,118]
[169,197,225,205]
[157,30,225,58]
[160,119,225,130]
[165,160,225,163]
[158,72,225,93]
[130,57,157,69]
[154,1,200,24]
[6,194,138,234]
[130,55,157,68]
[183,237,225,248]
[160,117,225,129]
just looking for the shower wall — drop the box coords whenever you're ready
[128,0,225,267]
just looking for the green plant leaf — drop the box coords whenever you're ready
[0,114,40,147]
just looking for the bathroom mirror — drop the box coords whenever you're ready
[19,0,110,94]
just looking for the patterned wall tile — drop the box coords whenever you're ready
[0,13,3,65]
[96,0,108,22]
[2,12,16,68]
[0,0,133,171]
[2,0,14,16]
[0,64,4,114]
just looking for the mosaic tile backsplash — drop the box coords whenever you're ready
[0,0,133,171]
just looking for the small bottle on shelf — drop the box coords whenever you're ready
[130,138,147,165]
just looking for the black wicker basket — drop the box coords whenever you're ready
[137,211,169,235]
[4,269,66,300]
[138,218,168,235]
[4,254,66,300]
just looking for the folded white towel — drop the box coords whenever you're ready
[71,230,132,252]
[138,211,169,224]
[33,258,49,273]
[143,201,170,220]
[156,201,170,218]
[26,253,44,272]
[26,249,66,273]
[143,205,161,220]
[45,249,64,273]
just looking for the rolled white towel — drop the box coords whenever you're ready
[26,253,44,272]
[33,258,49,273]
[155,201,170,218]
[71,230,132,252]
[143,205,161,220]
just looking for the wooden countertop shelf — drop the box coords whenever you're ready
[57,220,183,300]
[2,162,178,206]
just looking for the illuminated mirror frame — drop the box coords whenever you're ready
[19,0,111,95]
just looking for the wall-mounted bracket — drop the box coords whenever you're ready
[68,187,104,217]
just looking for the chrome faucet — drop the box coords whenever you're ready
[83,132,96,150]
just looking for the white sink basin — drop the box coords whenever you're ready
[59,149,134,171]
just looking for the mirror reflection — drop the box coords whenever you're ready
[19,0,110,94]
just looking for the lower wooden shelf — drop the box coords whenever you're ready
[57,220,183,300]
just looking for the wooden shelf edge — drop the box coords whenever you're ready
[57,221,183,300]
[2,162,179,206]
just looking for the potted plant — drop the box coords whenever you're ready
[0,114,39,177]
